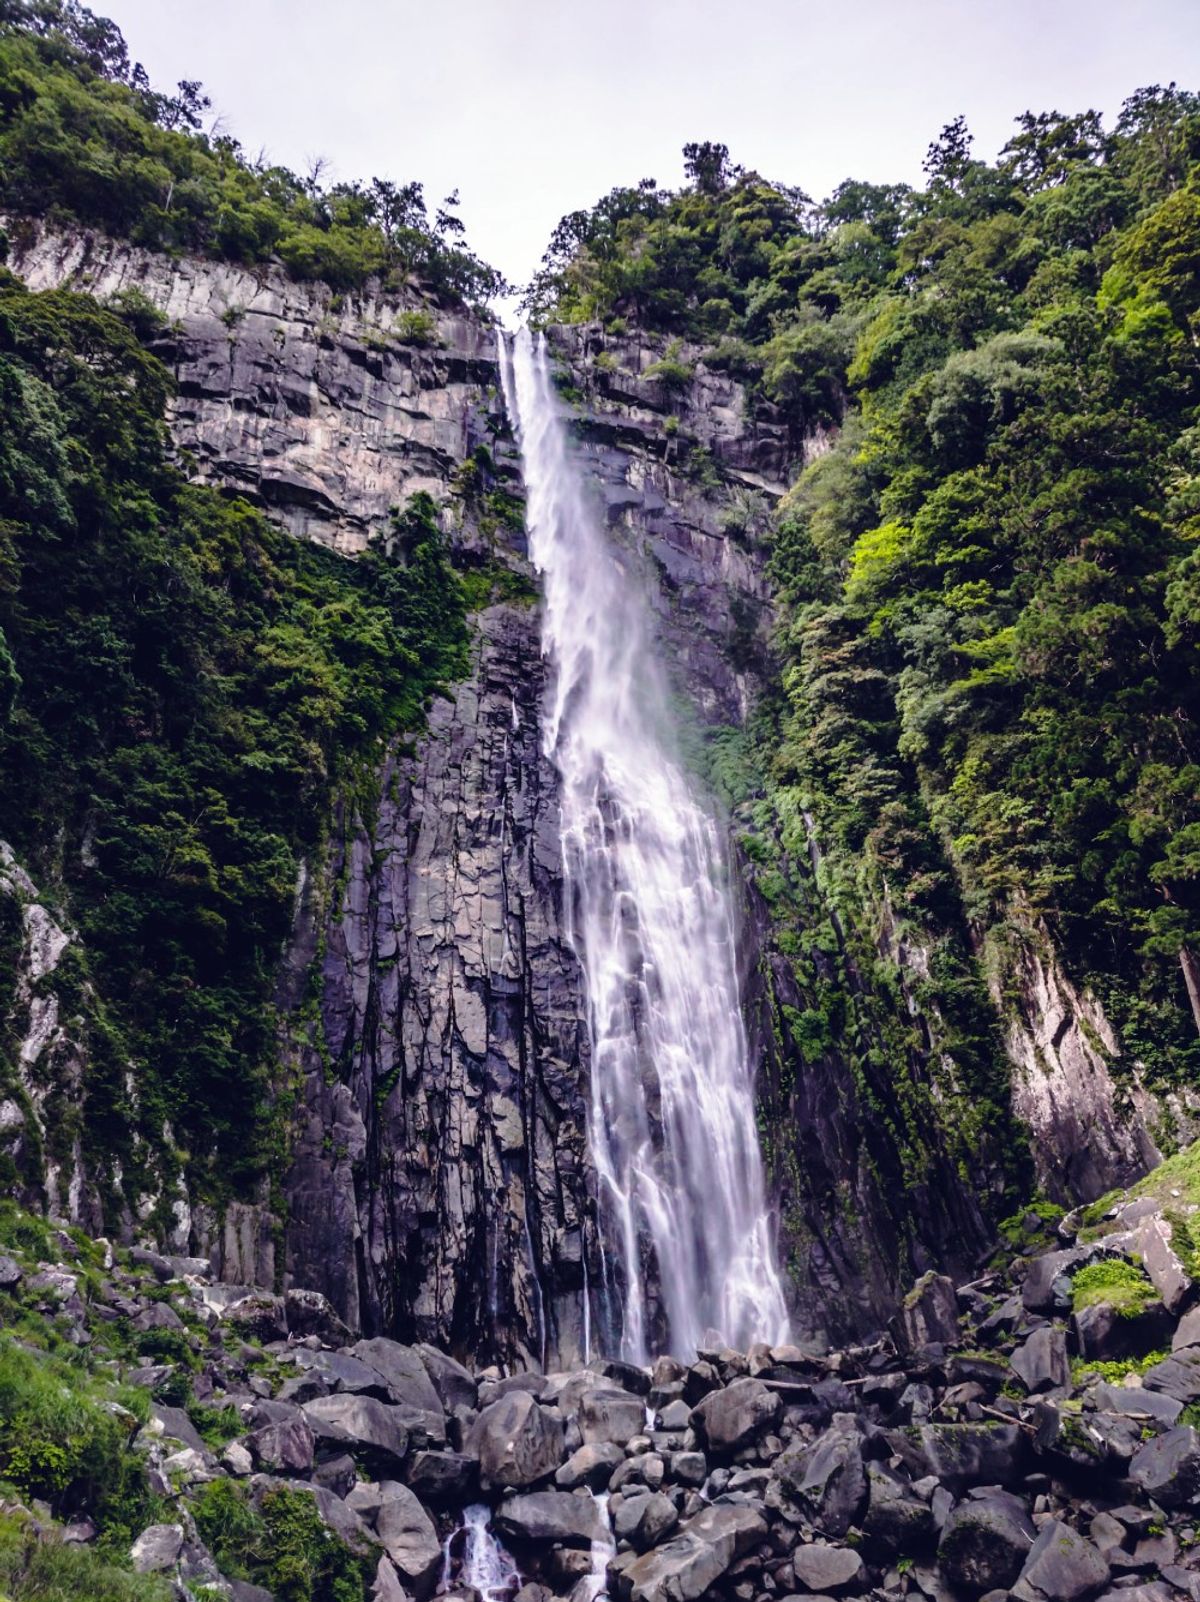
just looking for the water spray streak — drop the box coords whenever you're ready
[499,328,789,1360]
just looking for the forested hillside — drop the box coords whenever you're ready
[533,101,1200,1200]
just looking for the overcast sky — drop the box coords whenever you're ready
[101,1,1200,289]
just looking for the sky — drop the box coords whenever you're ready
[100,0,1200,291]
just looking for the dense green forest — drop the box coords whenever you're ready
[0,264,473,1210]
[0,0,506,298]
[534,100,1200,1148]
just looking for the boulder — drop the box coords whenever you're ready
[375,1485,441,1599]
[301,1394,410,1469]
[1137,1214,1195,1315]
[1013,1520,1110,1602]
[791,1543,864,1592]
[1011,1326,1070,1393]
[247,1416,316,1474]
[612,1491,679,1552]
[495,1490,605,1546]
[352,1338,444,1415]
[939,1493,1037,1592]
[898,1272,960,1349]
[579,1386,647,1446]
[416,1343,478,1411]
[132,1302,184,1331]
[778,1421,866,1536]
[1174,1309,1200,1352]
[222,1291,289,1343]
[371,1555,410,1602]
[468,1390,564,1489]
[1023,1249,1090,1312]
[862,1462,936,1554]
[616,1503,767,1602]
[1143,1346,1200,1404]
[405,1448,477,1502]
[294,1346,389,1396]
[1129,1426,1200,1507]
[1074,1300,1172,1363]
[1091,1382,1181,1425]
[888,1422,1026,1493]
[691,1376,781,1452]
[284,1287,351,1344]
[130,1523,184,1573]
[556,1441,625,1490]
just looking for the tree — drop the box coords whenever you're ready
[923,116,974,189]
[683,141,738,196]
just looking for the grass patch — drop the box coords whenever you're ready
[0,1509,170,1602]
[194,1479,370,1602]
[1071,1259,1158,1318]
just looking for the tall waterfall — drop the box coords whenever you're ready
[499,328,790,1361]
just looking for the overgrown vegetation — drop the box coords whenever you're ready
[1070,1258,1159,1317]
[533,99,1200,1238]
[0,269,473,1211]
[0,0,506,302]
[194,1480,370,1602]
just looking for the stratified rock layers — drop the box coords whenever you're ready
[282,600,595,1368]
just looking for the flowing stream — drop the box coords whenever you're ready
[498,328,789,1361]
[439,1503,520,1601]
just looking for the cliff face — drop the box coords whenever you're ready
[3,224,1182,1359]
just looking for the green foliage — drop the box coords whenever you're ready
[0,2,506,302]
[186,1400,242,1450]
[194,1480,370,1602]
[531,90,1200,1274]
[0,274,471,1205]
[1071,1348,1167,1384]
[1071,1258,1158,1316]
[0,1337,156,1540]
[0,1509,170,1602]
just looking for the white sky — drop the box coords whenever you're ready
[101,0,1200,289]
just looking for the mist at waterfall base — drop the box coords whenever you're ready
[498,327,790,1364]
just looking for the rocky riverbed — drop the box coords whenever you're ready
[5,1174,1200,1602]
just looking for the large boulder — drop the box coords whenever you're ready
[1074,1300,1172,1363]
[1137,1214,1196,1315]
[405,1448,477,1502]
[1013,1520,1110,1602]
[861,1462,935,1555]
[612,1492,679,1553]
[1129,1426,1200,1507]
[556,1441,625,1490]
[898,1271,960,1350]
[691,1376,781,1453]
[579,1386,647,1447]
[247,1416,316,1474]
[778,1420,866,1536]
[939,1493,1037,1592]
[468,1390,564,1489]
[1143,1346,1200,1404]
[1022,1249,1090,1313]
[888,1422,1026,1493]
[792,1544,864,1591]
[284,1287,351,1344]
[375,1485,441,1599]
[301,1395,410,1470]
[494,1490,605,1546]
[1011,1326,1070,1394]
[221,1291,288,1342]
[616,1503,767,1602]
[352,1339,444,1413]
[351,1339,446,1445]
[130,1524,184,1573]
[416,1344,478,1411]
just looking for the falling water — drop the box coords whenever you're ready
[440,1503,520,1601]
[498,328,790,1361]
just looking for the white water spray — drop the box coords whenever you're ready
[440,1503,520,1602]
[499,328,790,1360]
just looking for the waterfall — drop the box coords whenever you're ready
[498,327,790,1361]
[440,1503,520,1601]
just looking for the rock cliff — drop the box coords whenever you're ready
[2,221,1181,1358]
